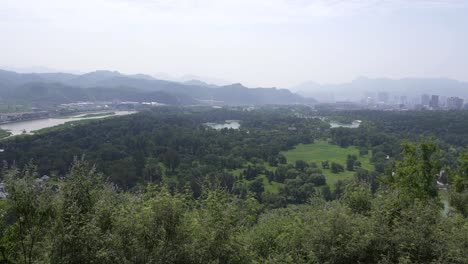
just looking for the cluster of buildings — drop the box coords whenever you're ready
[59,101,165,112]
[417,94,465,110]
[360,92,414,110]
[356,92,467,111]
[0,100,165,125]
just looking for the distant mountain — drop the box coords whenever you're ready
[178,74,230,86]
[7,82,89,105]
[0,69,314,106]
[0,81,193,107]
[210,83,309,105]
[86,87,196,105]
[295,77,468,102]
[39,72,78,83]
[151,73,230,86]
[0,70,43,87]
[183,79,217,88]
[64,70,124,87]
[0,65,65,74]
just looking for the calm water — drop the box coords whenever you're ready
[329,120,362,128]
[0,111,137,136]
[205,120,240,130]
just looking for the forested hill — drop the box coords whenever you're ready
[0,69,314,106]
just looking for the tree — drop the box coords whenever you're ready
[267,156,278,167]
[342,183,372,214]
[319,185,333,201]
[355,168,379,193]
[346,159,354,171]
[3,164,55,264]
[295,160,308,172]
[249,178,265,200]
[449,190,468,217]
[50,160,103,263]
[331,162,344,174]
[346,155,357,171]
[277,154,287,164]
[333,180,349,200]
[244,165,260,181]
[143,157,163,183]
[322,160,330,169]
[163,149,180,172]
[458,153,468,179]
[390,143,438,201]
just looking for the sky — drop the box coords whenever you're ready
[1,0,468,88]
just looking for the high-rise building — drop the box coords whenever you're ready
[430,95,439,108]
[439,96,447,107]
[377,92,389,103]
[400,96,407,105]
[421,94,430,105]
[447,97,464,110]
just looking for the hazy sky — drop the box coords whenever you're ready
[1,0,468,87]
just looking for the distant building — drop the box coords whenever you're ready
[414,104,424,110]
[439,96,447,107]
[429,95,439,108]
[377,92,389,103]
[400,96,407,105]
[421,94,431,106]
[447,97,464,110]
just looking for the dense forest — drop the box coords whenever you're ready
[0,107,323,191]
[0,107,467,263]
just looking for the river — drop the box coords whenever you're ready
[0,111,137,136]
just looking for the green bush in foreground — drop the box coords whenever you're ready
[0,144,467,263]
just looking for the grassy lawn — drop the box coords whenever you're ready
[258,174,283,193]
[281,140,373,186]
[228,140,373,193]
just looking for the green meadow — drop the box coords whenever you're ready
[230,140,373,193]
[282,140,373,186]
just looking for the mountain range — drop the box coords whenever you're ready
[4,68,465,107]
[0,69,314,107]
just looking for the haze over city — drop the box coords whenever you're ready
[2,0,468,88]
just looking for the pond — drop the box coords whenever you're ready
[205,120,241,130]
[0,111,137,136]
[329,120,362,128]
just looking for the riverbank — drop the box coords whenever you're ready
[0,111,136,137]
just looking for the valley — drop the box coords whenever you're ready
[0,105,467,263]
